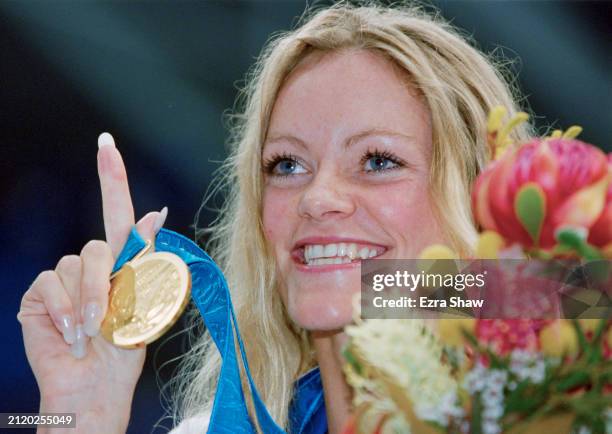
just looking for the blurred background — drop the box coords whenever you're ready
[1,1,610,432]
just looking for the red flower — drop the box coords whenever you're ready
[588,154,612,249]
[473,138,610,248]
[476,319,546,356]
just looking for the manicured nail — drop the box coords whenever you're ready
[60,314,76,345]
[98,132,116,149]
[83,302,102,337]
[153,207,168,233]
[70,324,87,359]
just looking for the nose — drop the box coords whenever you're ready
[297,167,356,221]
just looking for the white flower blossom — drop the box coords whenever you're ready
[414,390,464,426]
[465,363,507,426]
[482,387,503,404]
[509,349,546,384]
[344,319,460,429]
[482,419,502,434]
[464,361,488,393]
[483,404,504,420]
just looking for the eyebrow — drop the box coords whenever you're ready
[264,128,416,150]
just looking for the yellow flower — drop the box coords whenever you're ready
[475,231,505,259]
[539,320,578,357]
[437,319,476,347]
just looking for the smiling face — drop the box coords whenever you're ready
[262,49,447,330]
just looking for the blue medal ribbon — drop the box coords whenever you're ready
[113,227,327,433]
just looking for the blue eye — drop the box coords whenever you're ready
[276,159,303,175]
[362,152,401,172]
[264,154,307,177]
[365,156,396,171]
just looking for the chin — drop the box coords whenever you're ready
[285,285,356,331]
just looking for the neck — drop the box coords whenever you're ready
[312,329,352,434]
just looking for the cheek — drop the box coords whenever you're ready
[262,187,300,290]
[370,181,443,254]
[262,188,295,243]
[381,190,433,225]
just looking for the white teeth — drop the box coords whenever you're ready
[315,258,335,265]
[308,257,353,266]
[324,244,338,257]
[302,242,382,265]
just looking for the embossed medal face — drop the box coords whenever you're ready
[101,252,191,348]
[100,264,136,343]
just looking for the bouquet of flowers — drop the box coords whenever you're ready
[342,107,612,434]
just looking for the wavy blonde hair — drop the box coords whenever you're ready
[169,1,534,430]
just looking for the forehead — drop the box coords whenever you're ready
[266,48,431,145]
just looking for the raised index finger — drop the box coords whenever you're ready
[97,132,136,258]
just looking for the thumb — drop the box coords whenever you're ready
[135,207,168,251]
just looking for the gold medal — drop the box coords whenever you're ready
[101,242,191,348]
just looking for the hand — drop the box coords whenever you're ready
[17,133,167,433]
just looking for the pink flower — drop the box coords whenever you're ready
[473,138,610,248]
[588,153,612,249]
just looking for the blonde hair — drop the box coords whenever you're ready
[169,1,534,430]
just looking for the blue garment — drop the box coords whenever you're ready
[288,368,328,434]
[114,227,327,433]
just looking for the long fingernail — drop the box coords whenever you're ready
[153,206,168,233]
[83,302,102,337]
[71,324,87,359]
[98,132,116,148]
[60,315,76,345]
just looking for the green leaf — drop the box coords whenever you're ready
[515,183,546,245]
[572,319,590,354]
[506,383,549,414]
[461,328,480,347]
[555,228,604,260]
[556,370,590,392]
[504,381,531,413]
[471,393,483,434]
[592,319,608,343]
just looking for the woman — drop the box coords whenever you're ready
[17,2,534,433]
